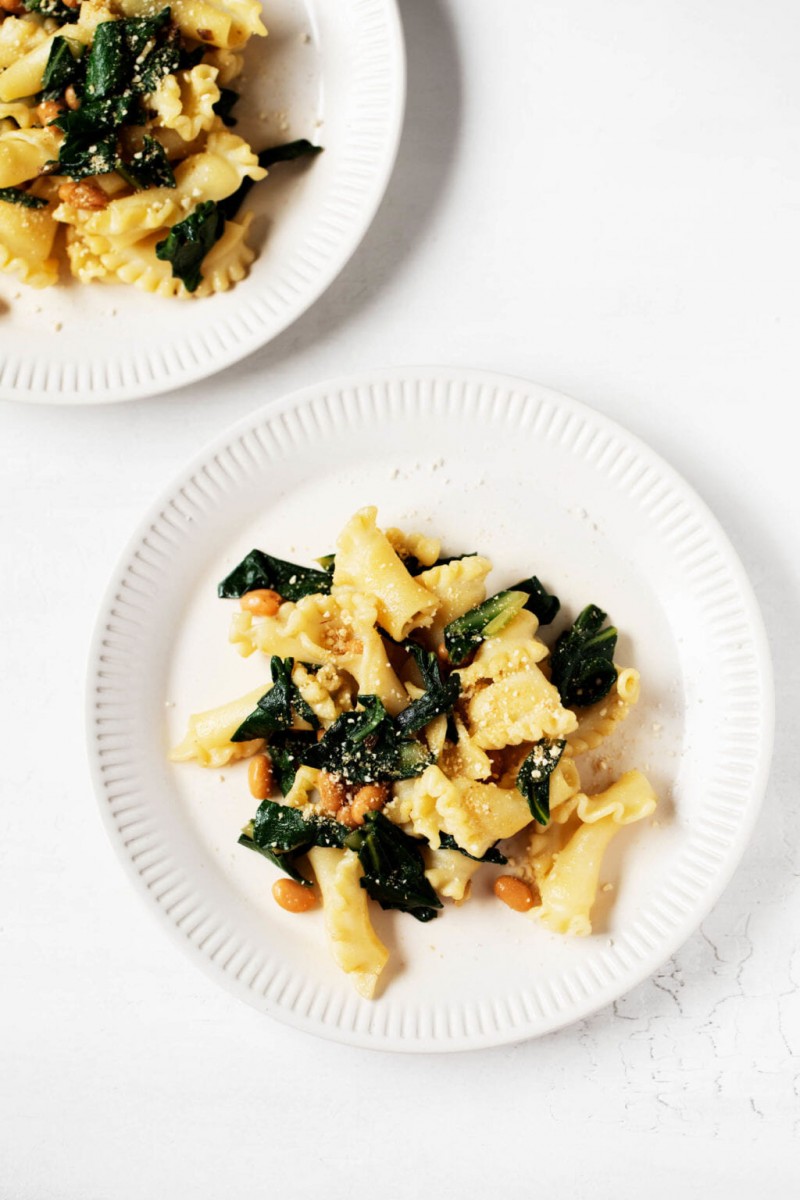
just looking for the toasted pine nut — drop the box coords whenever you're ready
[247,753,273,801]
[64,85,81,110]
[317,771,346,816]
[272,878,316,913]
[239,589,281,617]
[350,783,389,825]
[36,99,64,124]
[493,875,535,913]
[57,180,109,210]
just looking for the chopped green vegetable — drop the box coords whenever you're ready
[218,139,323,221]
[22,0,78,23]
[550,604,618,707]
[231,657,320,742]
[53,136,120,180]
[345,811,442,922]
[116,136,176,190]
[213,87,239,126]
[217,548,333,601]
[267,731,318,796]
[84,20,128,99]
[41,37,85,100]
[84,8,173,99]
[444,589,528,665]
[0,188,48,209]
[51,95,140,179]
[238,801,349,884]
[154,201,225,292]
[304,696,433,784]
[516,738,566,825]
[512,575,561,626]
[396,641,460,734]
[438,832,507,864]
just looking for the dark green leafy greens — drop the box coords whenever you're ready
[345,812,442,922]
[154,201,225,292]
[512,575,561,626]
[231,657,319,742]
[0,188,48,209]
[443,589,528,665]
[22,0,78,23]
[115,136,176,190]
[395,641,460,734]
[516,738,566,825]
[51,95,139,179]
[218,549,333,601]
[238,800,348,884]
[438,833,507,864]
[267,731,318,796]
[303,696,433,784]
[550,604,618,707]
[41,37,85,100]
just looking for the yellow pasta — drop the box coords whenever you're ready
[172,510,658,995]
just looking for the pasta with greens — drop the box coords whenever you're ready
[171,506,658,998]
[0,0,320,295]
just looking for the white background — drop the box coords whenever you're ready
[2,0,798,1195]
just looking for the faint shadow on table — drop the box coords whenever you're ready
[243,0,463,373]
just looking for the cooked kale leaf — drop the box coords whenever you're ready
[41,37,85,100]
[218,548,333,601]
[511,575,561,626]
[395,641,460,734]
[0,187,48,209]
[303,696,433,784]
[84,8,172,99]
[438,832,508,864]
[116,136,176,190]
[550,604,618,707]
[345,812,442,922]
[238,801,348,884]
[443,589,528,665]
[22,0,78,23]
[268,731,318,796]
[231,657,320,742]
[516,737,566,825]
[154,200,225,292]
[53,136,120,180]
[51,95,140,179]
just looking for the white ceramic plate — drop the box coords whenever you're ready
[0,1,404,405]
[87,368,773,1051]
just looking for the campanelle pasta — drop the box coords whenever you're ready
[171,507,658,997]
[0,0,320,295]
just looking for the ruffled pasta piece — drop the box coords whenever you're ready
[149,64,221,142]
[414,555,493,645]
[465,660,578,750]
[0,196,58,287]
[565,667,641,757]
[202,47,244,85]
[0,126,61,188]
[117,0,266,49]
[0,100,36,129]
[389,765,531,859]
[0,15,53,71]
[96,211,255,297]
[424,847,481,903]
[457,611,548,688]
[423,712,448,760]
[385,527,441,569]
[65,227,111,282]
[527,771,657,936]
[292,663,344,726]
[332,507,438,641]
[283,765,320,810]
[169,684,267,767]
[438,714,493,781]
[231,589,409,716]
[308,847,389,999]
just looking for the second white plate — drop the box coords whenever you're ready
[87,368,773,1050]
[0,0,405,404]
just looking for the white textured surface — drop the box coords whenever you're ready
[1,0,799,1193]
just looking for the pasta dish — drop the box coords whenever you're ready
[172,507,657,998]
[0,0,319,295]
